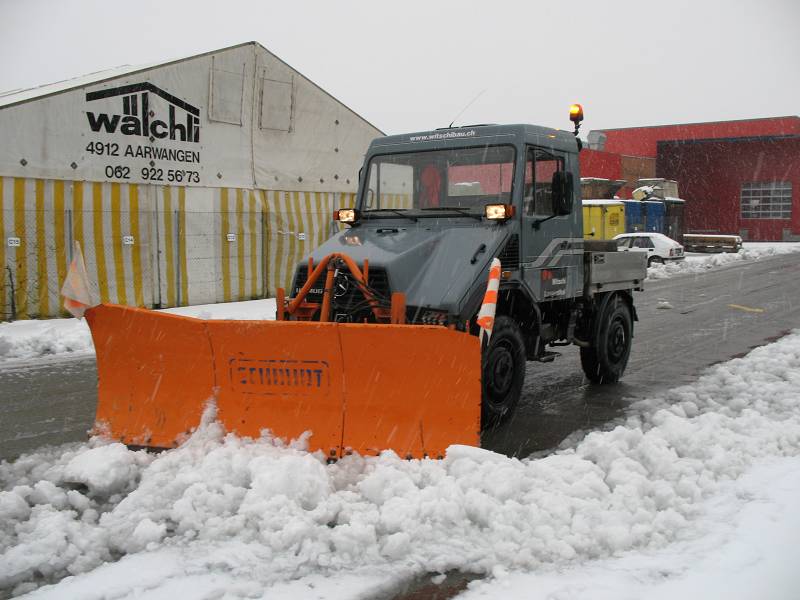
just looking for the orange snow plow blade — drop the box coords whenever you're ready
[86,304,480,458]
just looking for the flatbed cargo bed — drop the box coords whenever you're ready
[584,250,646,295]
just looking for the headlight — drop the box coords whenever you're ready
[334,208,359,223]
[484,204,516,221]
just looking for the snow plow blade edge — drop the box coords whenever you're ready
[86,304,481,458]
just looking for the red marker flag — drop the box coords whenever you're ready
[60,241,97,319]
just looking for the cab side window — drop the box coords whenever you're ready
[524,147,564,216]
[632,237,654,249]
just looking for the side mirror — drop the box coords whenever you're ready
[551,171,573,216]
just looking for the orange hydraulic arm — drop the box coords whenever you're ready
[280,253,403,324]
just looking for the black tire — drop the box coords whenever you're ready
[481,315,526,429]
[647,256,664,267]
[580,296,633,384]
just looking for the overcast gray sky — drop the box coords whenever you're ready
[1,0,797,134]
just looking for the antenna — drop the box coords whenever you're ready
[448,89,486,128]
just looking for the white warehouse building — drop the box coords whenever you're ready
[0,41,382,319]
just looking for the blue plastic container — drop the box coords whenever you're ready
[621,200,645,233]
[643,200,665,233]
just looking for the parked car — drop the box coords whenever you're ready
[614,232,685,267]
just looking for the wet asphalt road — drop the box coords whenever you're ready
[1,253,800,462]
[1,355,97,460]
[485,252,800,456]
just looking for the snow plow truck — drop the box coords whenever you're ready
[83,106,647,459]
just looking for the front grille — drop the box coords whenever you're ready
[497,234,520,270]
[292,264,392,310]
[292,265,323,302]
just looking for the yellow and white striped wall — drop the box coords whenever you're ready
[189,188,356,304]
[0,176,359,319]
[260,190,356,295]
[0,177,153,319]
[379,193,412,210]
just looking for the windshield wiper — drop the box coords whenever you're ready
[419,206,483,221]
[362,208,418,222]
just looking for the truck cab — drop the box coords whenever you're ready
[370,125,586,303]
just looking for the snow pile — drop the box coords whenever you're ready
[163,298,276,322]
[0,318,93,362]
[0,299,276,363]
[647,242,800,280]
[459,456,800,599]
[2,332,800,597]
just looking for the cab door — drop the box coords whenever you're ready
[520,146,581,301]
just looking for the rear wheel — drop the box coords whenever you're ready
[580,296,632,384]
[481,315,526,429]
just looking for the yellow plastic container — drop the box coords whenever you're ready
[582,200,625,240]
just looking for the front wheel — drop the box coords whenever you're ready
[647,256,664,267]
[580,296,633,384]
[481,315,526,430]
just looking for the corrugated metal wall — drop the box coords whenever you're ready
[0,175,357,319]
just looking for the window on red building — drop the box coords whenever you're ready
[740,182,792,219]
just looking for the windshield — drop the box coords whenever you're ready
[361,145,516,213]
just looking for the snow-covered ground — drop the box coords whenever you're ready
[460,457,800,600]
[2,325,800,598]
[647,241,800,280]
[0,299,276,364]
[1,242,799,365]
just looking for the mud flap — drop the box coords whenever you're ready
[86,304,480,458]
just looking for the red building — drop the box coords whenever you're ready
[578,149,654,199]
[584,116,800,240]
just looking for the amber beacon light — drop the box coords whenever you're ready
[569,103,584,140]
[569,103,584,123]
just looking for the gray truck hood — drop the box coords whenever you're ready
[307,223,511,315]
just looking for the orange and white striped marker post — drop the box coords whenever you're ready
[477,258,501,350]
